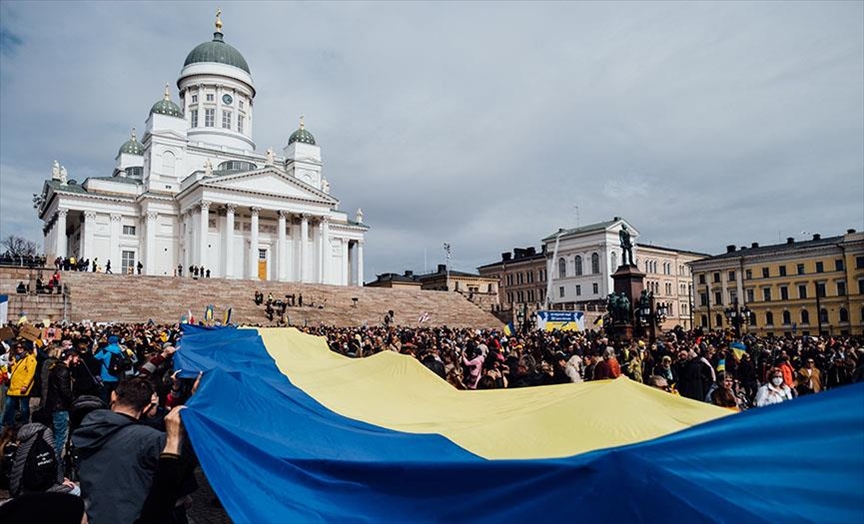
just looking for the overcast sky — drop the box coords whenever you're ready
[1,1,862,278]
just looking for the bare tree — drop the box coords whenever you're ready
[1,235,39,256]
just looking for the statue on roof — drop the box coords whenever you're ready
[355,208,364,223]
[59,165,68,185]
[321,176,330,194]
[204,158,213,176]
[266,147,274,165]
[52,160,61,180]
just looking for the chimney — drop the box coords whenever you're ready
[787,237,795,244]
[404,270,413,278]
[726,245,736,253]
[751,242,759,248]
[527,247,536,256]
[847,229,856,234]
[502,252,512,262]
[812,233,821,241]
[613,216,621,221]
[437,264,447,273]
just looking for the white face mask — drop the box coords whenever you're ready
[772,377,784,386]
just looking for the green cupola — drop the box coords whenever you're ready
[118,128,144,156]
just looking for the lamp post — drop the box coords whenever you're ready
[723,297,751,339]
[516,308,524,336]
[636,291,668,341]
[443,243,451,291]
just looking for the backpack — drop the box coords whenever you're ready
[10,423,60,496]
[107,350,132,377]
[0,440,18,489]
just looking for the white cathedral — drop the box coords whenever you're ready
[36,13,367,285]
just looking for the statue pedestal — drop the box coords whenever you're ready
[610,321,634,344]
[612,264,645,302]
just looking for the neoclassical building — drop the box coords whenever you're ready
[36,13,367,284]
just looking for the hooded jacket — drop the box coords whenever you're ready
[72,409,165,524]
[94,338,123,384]
[8,350,37,397]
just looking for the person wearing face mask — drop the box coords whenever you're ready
[755,368,794,407]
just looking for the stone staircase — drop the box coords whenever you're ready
[2,269,502,328]
[0,266,68,323]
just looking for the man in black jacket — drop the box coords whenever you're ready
[41,348,78,460]
[72,378,165,524]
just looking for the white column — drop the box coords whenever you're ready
[300,214,309,282]
[109,214,121,271]
[249,207,260,280]
[198,201,210,270]
[145,211,158,275]
[225,204,235,278]
[55,209,68,259]
[82,211,96,259]
[182,211,191,273]
[277,210,287,281]
[341,238,348,285]
[315,219,323,283]
[357,240,364,287]
[321,217,330,284]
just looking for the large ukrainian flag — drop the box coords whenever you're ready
[175,326,864,523]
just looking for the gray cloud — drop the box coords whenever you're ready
[1,1,862,279]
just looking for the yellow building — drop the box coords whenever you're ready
[690,230,864,336]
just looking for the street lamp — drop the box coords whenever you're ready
[723,298,751,338]
[635,291,667,341]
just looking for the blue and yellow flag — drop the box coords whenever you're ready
[174,326,864,523]
[504,322,515,336]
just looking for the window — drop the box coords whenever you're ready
[206,93,214,102]
[665,282,672,295]
[699,292,708,306]
[559,286,564,298]
[610,252,617,270]
[713,272,721,283]
[839,308,849,323]
[121,250,135,275]
[763,288,772,301]
[835,259,844,271]
[558,258,566,279]
[780,286,789,300]
[259,248,267,260]
[762,267,769,278]
[191,94,198,103]
[527,271,534,284]
[506,274,513,286]
[190,109,198,128]
[819,308,828,323]
[816,282,826,297]
[745,269,752,280]
[528,290,534,302]
[779,265,787,277]
[506,292,513,304]
[575,285,581,296]
[782,311,791,325]
[239,99,244,109]
[766,312,774,325]
[204,108,215,127]
[700,315,708,328]
[837,281,846,296]
[728,271,736,282]
[715,314,723,327]
[801,310,810,324]
[797,263,805,275]
[715,291,723,306]
[222,110,232,129]
[592,283,599,294]
[591,253,600,274]
[238,115,244,134]
[746,289,755,303]
[857,255,864,269]
[859,279,864,295]
[798,284,808,299]
[122,225,136,235]
[162,150,175,176]
[699,274,706,284]
[816,261,824,273]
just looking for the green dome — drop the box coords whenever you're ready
[119,130,144,156]
[288,126,316,146]
[150,98,183,118]
[184,32,250,74]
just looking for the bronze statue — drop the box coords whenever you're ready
[619,224,634,266]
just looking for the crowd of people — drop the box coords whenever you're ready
[0,315,862,522]
[0,253,47,269]
[309,321,864,411]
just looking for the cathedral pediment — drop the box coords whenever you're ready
[200,168,336,203]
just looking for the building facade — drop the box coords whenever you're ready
[36,14,367,284]
[689,230,864,336]
[541,218,639,316]
[367,265,499,311]
[637,245,707,330]
[477,247,548,325]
